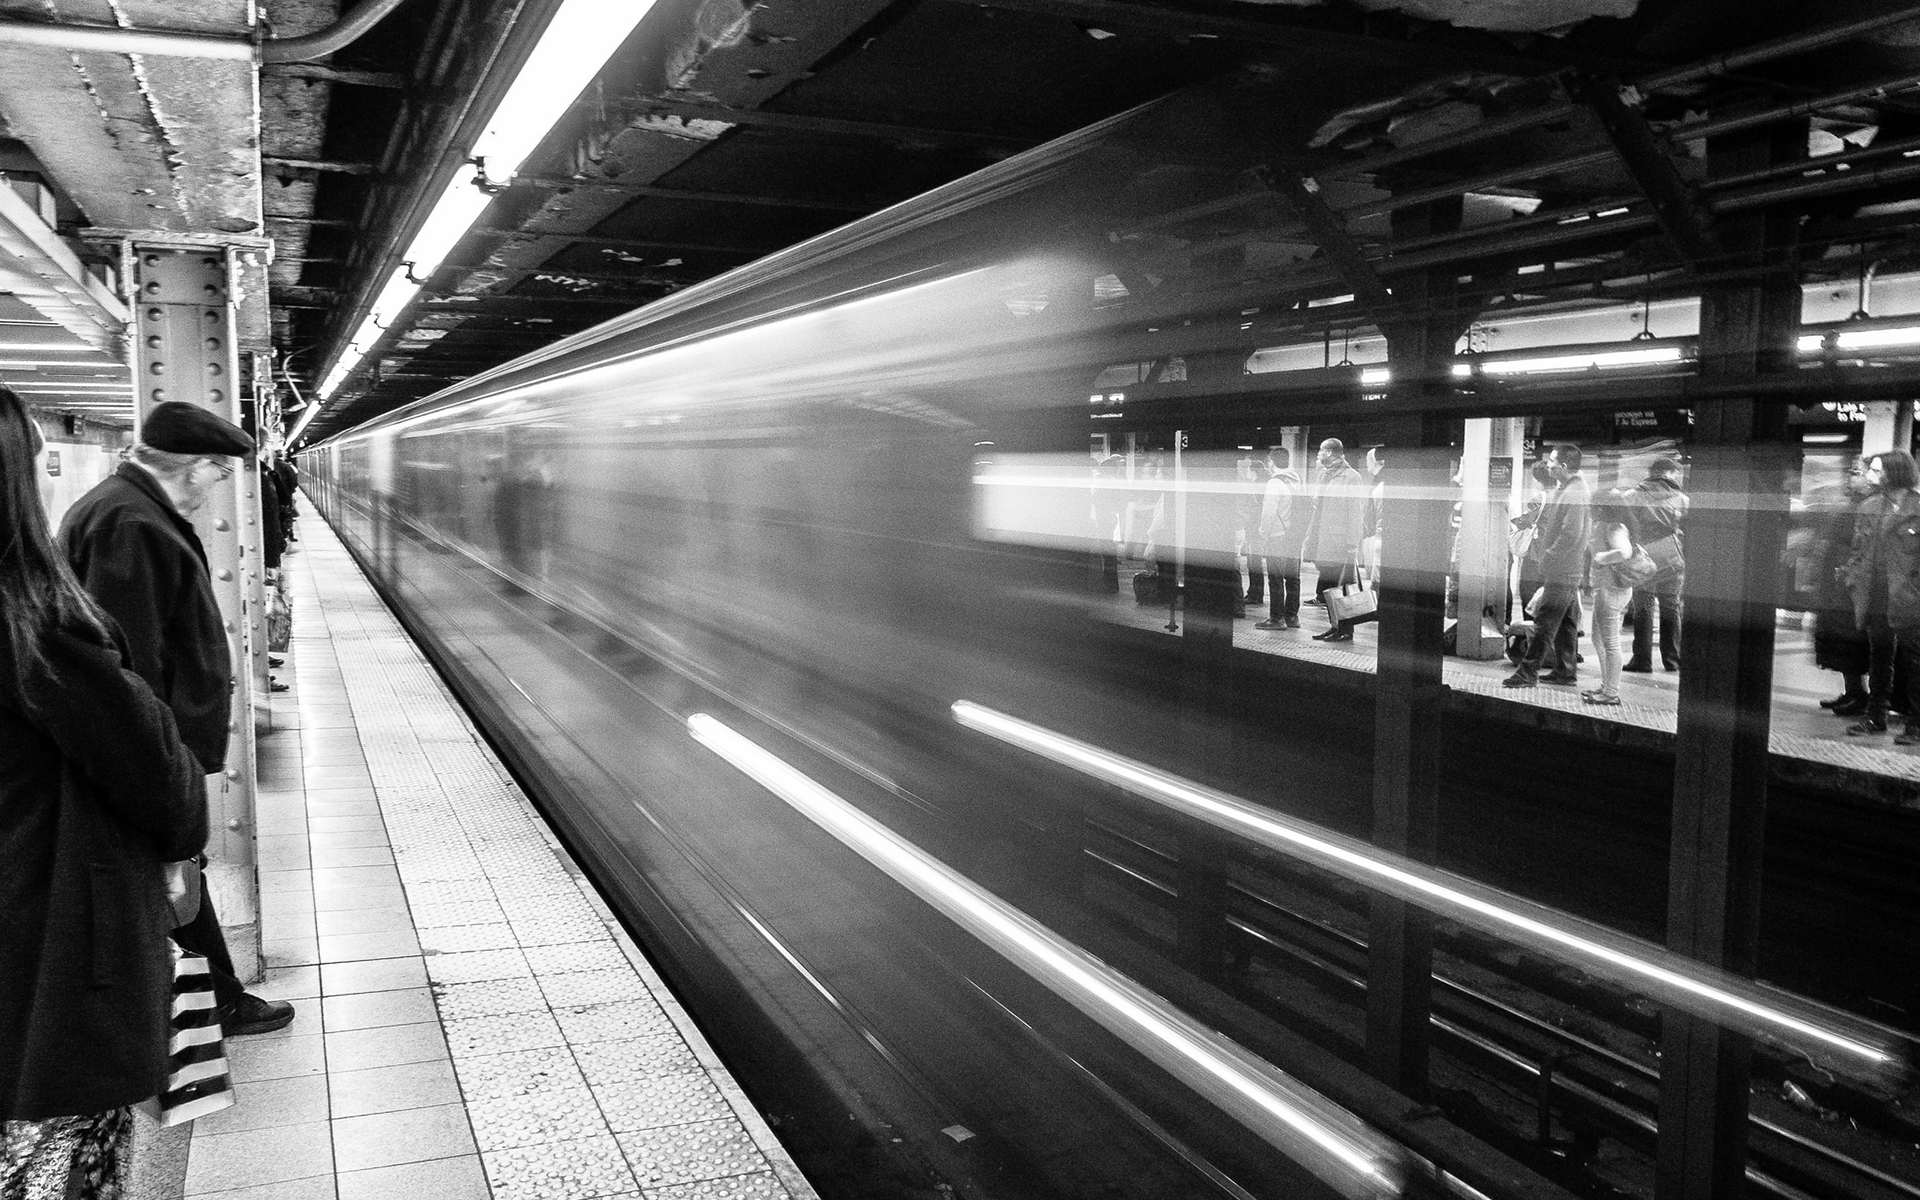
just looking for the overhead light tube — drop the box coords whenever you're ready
[318,0,662,403]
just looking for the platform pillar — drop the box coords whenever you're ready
[1455,417,1525,658]
[1860,400,1911,457]
[124,239,273,985]
[1655,119,1802,1200]
[1365,207,1463,1091]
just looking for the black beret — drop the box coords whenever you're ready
[141,401,255,457]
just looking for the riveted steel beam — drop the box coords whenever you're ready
[125,241,270,986]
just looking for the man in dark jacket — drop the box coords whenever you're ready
[1623,458,1689,672]
[1506,444,1592,687]
[58,402,296,1036]
[1303,438,1369,642]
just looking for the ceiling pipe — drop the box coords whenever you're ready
[1319,6,1920,183]
[0,0,409,64]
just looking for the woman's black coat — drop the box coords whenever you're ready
[0,623,208,1120]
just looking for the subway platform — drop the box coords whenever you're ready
[1099,568,1920,794]
[156,516,818,1200]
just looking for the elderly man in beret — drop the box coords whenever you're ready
[59,401,296,1036]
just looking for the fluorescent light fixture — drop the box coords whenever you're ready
[1802,432,1850,444]
[1358,367,1390,386]
[287,398,324,445]
[0,361,128,368]
[0,344,95,353]
[318,0,662,402]
[687,712,1410,1199]
[1474,346,1684,375]
[950,701,1911,1084]
[1802,324,1920,353]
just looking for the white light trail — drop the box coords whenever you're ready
[686,712,1409,1200]
[949,702,1910,1083]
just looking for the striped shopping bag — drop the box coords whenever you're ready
[144,949,235,1126]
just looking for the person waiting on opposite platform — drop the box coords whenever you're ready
[1255,447,1303,630]
[1,386,210,1200]
[1807,457,1872,716]
[1623,457,1689,673]
[1302,439,1368,642]
[1583,491,1637,707]
[1505,444,1592,688]
[58,402,297,1036]
[1842,449,1920,743]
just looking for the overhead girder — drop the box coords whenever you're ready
[433,0,905,306]
[1566,74,1721,267]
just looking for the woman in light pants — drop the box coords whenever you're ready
[1585,495,1636,705]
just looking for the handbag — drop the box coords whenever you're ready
[139,948,235,1127]
[266,588,292,653]
[1321,560,1379,626]
[1507,520,1538,561]
[1642,534,1684,575]
[162,859,201,928]
[1610,544,1661,589]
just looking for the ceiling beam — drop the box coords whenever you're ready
[510,175,872,214]
[263,156,379,175]
[621,97,1040,156]
[261,63,409,89]
[1566,74,1720,267]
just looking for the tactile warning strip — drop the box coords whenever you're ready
[298,518,818,1200]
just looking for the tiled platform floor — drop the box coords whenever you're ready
[179,516,816,1200]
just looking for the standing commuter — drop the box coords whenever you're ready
[1505,444,1592,688]
[58,402,296,1035]
[1809,458,1872,715]
[1583,492,1636,706]
[275,454,299,543]
[1843,449,1920,741]
[1,387,209,1199]
[1622,457,1689,673]
[1090,453,1126,594]
[1302,438,1367,642]
[1255,447,1302,630]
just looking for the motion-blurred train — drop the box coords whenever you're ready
[302,79,1914,1200]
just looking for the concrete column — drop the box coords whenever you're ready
[1455,417,1525,658]
[127,242,270,984]
[1860,400,1911,457]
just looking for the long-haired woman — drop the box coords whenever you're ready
[1845,449,1920,741]
[1,386,208,1198]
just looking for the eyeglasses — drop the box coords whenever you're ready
[199,459,234,481]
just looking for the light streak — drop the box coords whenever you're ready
[687,712,1409,1200]
[949,701,1910,1084]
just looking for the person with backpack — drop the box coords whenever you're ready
[1255,447,1302,630]
[1623,457,1689,672]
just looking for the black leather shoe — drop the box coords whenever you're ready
[1662,660,1680,672]
[1830,695,1869,717]
[219,993,296,1036]
[1541,671,1580,685]
[1503,671,1537,688]
[1622,661,1653,673]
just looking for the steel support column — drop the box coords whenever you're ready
[127,241,272,985]
[1367,198,1465,1094]
[1655,119,1802,1200]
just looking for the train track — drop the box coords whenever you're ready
[1077,816,1920,1200]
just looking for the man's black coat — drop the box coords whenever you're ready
[59,463,232,772]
